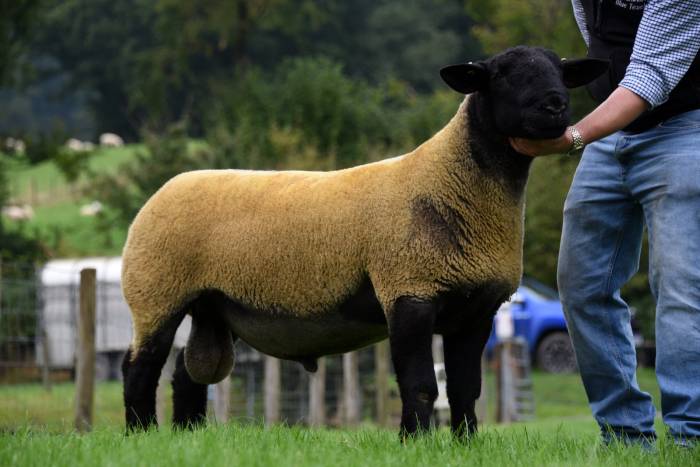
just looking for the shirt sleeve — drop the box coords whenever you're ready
[619,0,700,108]
[571,0,590,47]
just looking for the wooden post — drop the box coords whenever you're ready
[40,327,52,392]
[432,335,443,363]
[343,352,361,425]
[475,352,487,424]
[496,340,515,423]
[74,268,96,432]
[308,358,326,426]
[214,375,232,423]
[375,341,390,426]
[264,356,280,425]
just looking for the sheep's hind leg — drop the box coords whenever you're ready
[122,312,184,431]
[172,348,208,429]
[388,296,439,439]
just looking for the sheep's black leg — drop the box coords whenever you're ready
[172,348,208,429]
[442,316,494,439]
[388,296,439,438]
[122,314,182,432]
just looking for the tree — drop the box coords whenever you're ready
[0,0,47,267]
[0,0,42,84]
[27,0,481,137]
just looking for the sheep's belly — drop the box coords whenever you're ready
[220,280,388,359]
[224,309,388,360]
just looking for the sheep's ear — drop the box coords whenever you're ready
[440,62,489,94]
[561,58,610,88]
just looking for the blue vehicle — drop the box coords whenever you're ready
[485,277,576,373]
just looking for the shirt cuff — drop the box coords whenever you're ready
[619,64,668,108]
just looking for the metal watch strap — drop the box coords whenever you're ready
[568,126,585,155]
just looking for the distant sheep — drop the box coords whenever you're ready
[99,133,124,148]
[65,138,95,152]
[2,205,34,220]
[121,46,607,436]
[80,201,103,217]
[4,137,26,154]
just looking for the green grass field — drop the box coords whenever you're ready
[5,146,143,202]
[0,370,663,432]
[3,146,141,256]
[2,418,698,466]
[2,369,695,466]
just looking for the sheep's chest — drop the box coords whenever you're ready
[434,280,516,335]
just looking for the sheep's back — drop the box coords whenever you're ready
[121,165,397,326]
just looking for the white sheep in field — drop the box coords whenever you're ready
[65,138,94,152]
[99,133,124,148]
[4,137,26,154]
[2,205,34,220]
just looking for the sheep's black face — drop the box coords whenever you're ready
[441,46,609,139]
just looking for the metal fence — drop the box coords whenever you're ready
[1,260,546,432]
[0,261,402,430]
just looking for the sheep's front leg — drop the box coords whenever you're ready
[388,296,439,438]
[442,316,494,439]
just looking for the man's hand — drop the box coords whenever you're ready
[509,130,574,157]
[510,87,649,158]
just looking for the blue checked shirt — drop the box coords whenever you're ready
[572,0,700,107]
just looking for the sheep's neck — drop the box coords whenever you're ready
[464,93,532,200]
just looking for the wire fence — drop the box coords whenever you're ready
[0,260,406,430]
[0,259,587,433]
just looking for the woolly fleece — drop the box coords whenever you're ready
[122,97,524,357]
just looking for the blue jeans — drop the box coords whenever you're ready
[557,109,700,442]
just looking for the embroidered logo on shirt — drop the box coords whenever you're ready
[614,0,646,11]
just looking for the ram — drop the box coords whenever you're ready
[121,46,607,437]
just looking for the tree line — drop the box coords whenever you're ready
[0,0,655,337]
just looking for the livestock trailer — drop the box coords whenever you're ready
[36,257,191,380]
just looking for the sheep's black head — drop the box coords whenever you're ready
[441,46,608,139]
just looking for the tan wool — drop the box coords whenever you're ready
[122,97,524,354]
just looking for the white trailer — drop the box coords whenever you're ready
[36,257,190,379]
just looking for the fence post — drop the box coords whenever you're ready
[214,375,232,423]
[475,352,487,423]
[40,327,52,392]
[495,338,534,423]
[343,352,361,425]
[264,356,280,425]
[74,268,96,432]
[375,341,390,426]
[308,357,326,426]
[34,264,53,392]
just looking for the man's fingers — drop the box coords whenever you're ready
[509,138,537,157]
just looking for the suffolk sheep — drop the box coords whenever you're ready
[121,46,607,437]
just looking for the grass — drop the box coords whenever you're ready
[3,146,140,256]
[2,421,699,467]
[0,381,126,432]
[4,200,127,256]
[5,145,143,203]
[1,369,697,466]
[0,369,664,432]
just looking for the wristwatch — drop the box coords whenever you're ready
[568,126,585,155]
